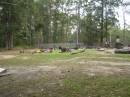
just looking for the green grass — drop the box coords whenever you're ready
[1,49,130,66]
[63,75,130,97]
[1,49,130,67]
[1,73,130,97]
[0,51,73,66]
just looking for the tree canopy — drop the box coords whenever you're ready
[0,0,129,49]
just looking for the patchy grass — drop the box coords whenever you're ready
[0,49,130,97]
[1,49,130,66]
[0,51,73,66]
[63,74,130,97]
[0,72,130,97]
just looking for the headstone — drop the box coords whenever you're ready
[97,48,105,51]
[0,68,6,73]
[0,68,11,77]
[115,49,130,54]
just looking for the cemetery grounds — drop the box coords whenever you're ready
[0,49,130,97]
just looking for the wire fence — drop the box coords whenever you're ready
[36,43,85,49]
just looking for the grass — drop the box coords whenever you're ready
[0,51,73,66]
[63,75,130,97]
[1,73,130,97]
[0,49,130,97]
[1,49,130,66]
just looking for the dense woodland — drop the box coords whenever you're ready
[0,0,130,49]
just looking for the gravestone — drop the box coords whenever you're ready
[0,68,9,77]
[115,49,130,54]
[0,68,6,73]
[115,47,130,54]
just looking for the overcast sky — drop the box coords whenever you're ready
[118,7,130,28]
[118,0,130,28]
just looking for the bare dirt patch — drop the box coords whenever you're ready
[77,60,130,76]
[3,56,130,79]
[78,60,130,66]
[0,55,16,60]
[21,56,30,60]
[54,57,130,76]
[82,65,123,76]
[7,65,63,80]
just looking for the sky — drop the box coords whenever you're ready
[118,6,130,28]
[117,0,130,28]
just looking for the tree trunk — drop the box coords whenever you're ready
[100,0,104,46]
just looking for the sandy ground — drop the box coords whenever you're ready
[0,55,16,60]
[0,49,130,79]
[2,57,129,80]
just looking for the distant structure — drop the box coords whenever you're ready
[115,36,123,49]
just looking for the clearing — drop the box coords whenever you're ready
[0,49,130,97]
